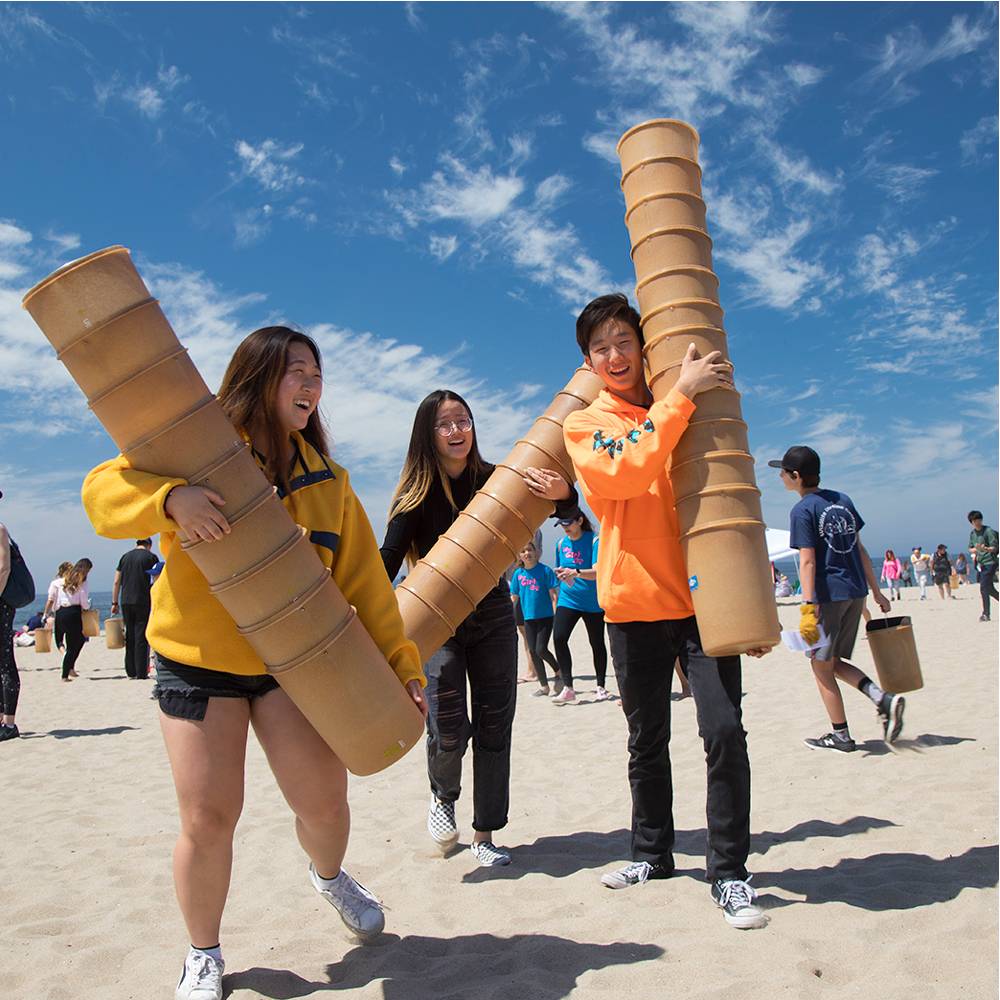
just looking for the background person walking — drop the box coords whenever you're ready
[910,546,932,600]
[881,550,903,601]
[111,538,159,679]
[51,559,92,682]
[931,544,955,601]
[968,510,998,622]
[509,541,561,698]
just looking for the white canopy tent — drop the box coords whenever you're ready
[765,528,796,562]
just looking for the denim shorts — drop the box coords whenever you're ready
[152,653,279,721]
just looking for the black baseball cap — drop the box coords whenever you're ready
[768,445,820,477]
[555,506,583,526]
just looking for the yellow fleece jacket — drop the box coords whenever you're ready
[81,432,423,686]
[563,387,697,623]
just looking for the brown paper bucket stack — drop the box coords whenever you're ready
[618,120,780,657]
[397,367,605,663]
[33,628,52,654]
[105,616,125,650]
[865,616,924,693]
[23,246,424,776]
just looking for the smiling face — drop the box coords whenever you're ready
[519,542,538,568]
[433,398,473,470]
[586,316,646,399]
[275,340,323,437]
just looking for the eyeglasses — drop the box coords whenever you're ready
[434,418,473,437]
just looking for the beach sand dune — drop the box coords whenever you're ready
[3,592,996,999]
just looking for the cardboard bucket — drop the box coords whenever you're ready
[181,490,299,588]
[82,608,100,638]
[542,367,607,424]
[21,246,151,352]
[449,509,520,579]
[617,119,700,176]
[124,399,244,479]
[631,227,714,274]
[209,531,324,627]
[642,299,725,337]
[621,157,703,205]
[625,193,708,242]
[188,444,267,519]
[671,450,757,498]
[435,534,506,597]
[269,608,427,776]
[90,350,212,451]
[504,439,574,485]
[395,583,458,666]
[675,484,763,528]
[33,628,52,653]
[644,329,729,380]
[105,616,125,650]
[673,418,750,465]
[683,518,780,657]
[866,617,923,693]
[636,266,720,310]
[949,573,959,589]
[238,573,344,666]
[56,299,179,400]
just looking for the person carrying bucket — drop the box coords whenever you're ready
[771,446,905,752]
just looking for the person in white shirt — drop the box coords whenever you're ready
[49,559,92,681]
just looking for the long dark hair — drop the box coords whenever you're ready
[217,326,329,490]
[388,389,490,566]
[885,549,896,561]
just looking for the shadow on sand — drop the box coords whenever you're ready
[20,725,140,740]
[223,933,664,1000]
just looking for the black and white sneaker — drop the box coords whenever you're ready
[427,795,459,852]
[878,694,906,744]
[470,841,511,867]
[712,875,769,929]
[803,732,856,753]
[600,860,672,889]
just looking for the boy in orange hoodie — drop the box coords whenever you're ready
[563,294,769,930]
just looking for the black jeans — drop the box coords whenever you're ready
[553,606,607,688]
[424,589,517,832]
[0,601,18,715]
[122,602,152,678]
[979,565,998,616]
[523,616,559,685]
[55,606,85,680]
[608,616,750,883]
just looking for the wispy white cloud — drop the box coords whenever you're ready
[396,155,524,226]
[960,115,998,165]
[233,138,308,193]
[404,2,423,31]
[95,63,189,121]
[271,22,357,76]
[389,155,408,176]
[785,63,825,87]
[428,234,458,261]
[759,139,842,196]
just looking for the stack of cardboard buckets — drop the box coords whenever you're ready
[397,366,604,663]
[22,247,424,776]
[617,119,780,657]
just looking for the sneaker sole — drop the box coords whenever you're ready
[723,909,770,929]
[802,739,855,753]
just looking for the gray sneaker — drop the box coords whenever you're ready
[712,876,769,929]
[427,795,459,851]
[309,863,385,941]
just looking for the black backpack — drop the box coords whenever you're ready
[1,537,36,610]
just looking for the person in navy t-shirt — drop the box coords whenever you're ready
[552,508,609,703]
[509,541,561,697]
[771,445,904,753]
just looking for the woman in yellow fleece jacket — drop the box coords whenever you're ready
[83,327,424,1000]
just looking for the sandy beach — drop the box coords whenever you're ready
[3,590,997,1000]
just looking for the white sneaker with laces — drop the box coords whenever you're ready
[595,686,610,701]
[310,863,385,941]
[176,950,224,1000]
[427,795,459,851]
[470,840,511,867]
[712,875,769,929]
[600,860,670,889]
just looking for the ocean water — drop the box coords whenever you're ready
[13,591,115,630]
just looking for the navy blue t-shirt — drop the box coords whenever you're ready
[789,490,868,603]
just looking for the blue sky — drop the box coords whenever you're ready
[1,1,997,589]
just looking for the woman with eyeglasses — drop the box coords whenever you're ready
[380,389,577,868]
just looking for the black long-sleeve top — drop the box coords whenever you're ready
[379,463,578,594]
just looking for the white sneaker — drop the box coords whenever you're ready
[427,795,459,851]
[470,840,511,867]
[595,686,610,701]
[309,863,385,941]
[552,687,576,704]
[176,950,224,1000]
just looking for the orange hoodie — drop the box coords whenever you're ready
[563,386,696,623]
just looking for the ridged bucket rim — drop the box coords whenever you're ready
[22,245,130,307]
[624,191,707,223]
[620,155,703,188]
[617,118,701,155]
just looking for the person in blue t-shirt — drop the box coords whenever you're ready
[551,509,608,704]
[509,541,561,698]
[771,446,904,753]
